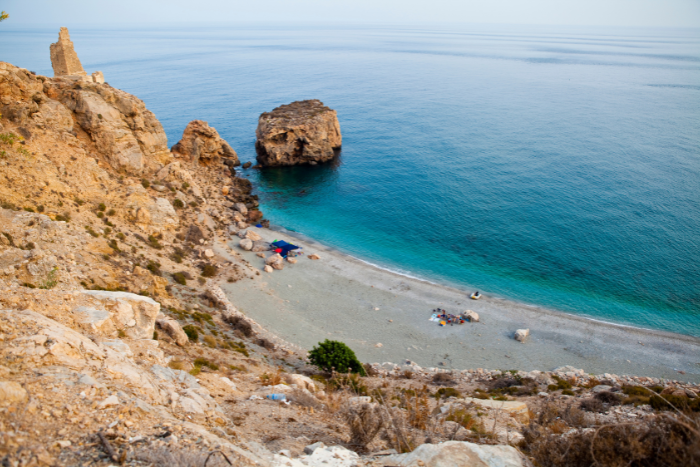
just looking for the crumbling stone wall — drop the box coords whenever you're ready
[49,27,87,77]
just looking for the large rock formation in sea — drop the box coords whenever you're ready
[255,99,342,167]
[171,120,239,167]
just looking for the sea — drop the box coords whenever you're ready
[2,23,699,337]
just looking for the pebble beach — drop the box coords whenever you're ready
[218,226,700,384]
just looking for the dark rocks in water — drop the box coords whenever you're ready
[242,161,252,169]
[255,99,341,167]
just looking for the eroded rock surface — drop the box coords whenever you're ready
[255,100,341,166]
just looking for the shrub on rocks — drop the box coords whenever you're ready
[182,324,199,342]
[308,339,366,376]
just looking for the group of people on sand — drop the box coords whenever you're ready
[430,308,466,326]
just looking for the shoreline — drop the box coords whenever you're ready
[216,225,700,383]
[266,223,695,342]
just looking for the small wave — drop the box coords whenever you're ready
[647,84,700,90]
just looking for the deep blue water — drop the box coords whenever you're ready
[2,24,699,336]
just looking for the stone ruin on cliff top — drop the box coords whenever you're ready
[50,27,104,83]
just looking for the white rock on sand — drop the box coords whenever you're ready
[383,440,524,467]
[514,329,529,343]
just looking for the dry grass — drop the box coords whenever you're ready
[290,388,323,410]
[342,402,386,453]
[260,369,282,386]
[134,446,235,466]
[522,403,700,466]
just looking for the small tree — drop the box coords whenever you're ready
[0,12,8,23]
[308,339,366,376]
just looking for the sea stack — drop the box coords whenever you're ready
[255,100,342,167]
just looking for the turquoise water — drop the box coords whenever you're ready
[2,24,699,336]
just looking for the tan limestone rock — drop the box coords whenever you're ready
[0,381,28,405]
[171,120,239,166]
[50,28,87,77]
[156,315,189,346]
[255,100,342,166]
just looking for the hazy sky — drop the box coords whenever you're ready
[2,0,699,28]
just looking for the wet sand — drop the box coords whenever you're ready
[216,227,700,383]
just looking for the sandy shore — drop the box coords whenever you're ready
[215,227,700,383]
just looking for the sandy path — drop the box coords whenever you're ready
[215,227,700,383]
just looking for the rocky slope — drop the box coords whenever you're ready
[1,45,698,466]
[255,100,342,167]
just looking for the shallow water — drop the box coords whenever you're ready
[2,23,699,336]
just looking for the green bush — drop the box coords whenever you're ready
[308,339,366,376]
[97,203,106,212]
[436,387,461,399]
[173,198,184,209]
[194,357,219,371]
[172,272,187,285]
[201,263,217,277]
[182,324,199,342]
[141,179,150,189]
[107,209,116,216]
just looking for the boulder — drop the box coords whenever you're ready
[0,381,28,405]
[282,374,317,392]
[251,241,271,252]
[234,203,248,215]
[255,100,342,167]
[237,229,248,239]
[265,253,284,266]
[465,310,479,322]
[383,440,524,467]
[130,197,179,230]
[239,238,253,251]
[264,265,273,273]
[171,120,239,167]
[514,329,529,343]
[156,316,189,346]
[453,398,530,423]
[76,290,160,339]
[308,254,320,260]
[245,230,262,242]
[287,257,297,264]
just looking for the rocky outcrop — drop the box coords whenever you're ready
[255,100,341,166]
[171,120,239,167]
[50,27,87,78]
[1,59,169,174]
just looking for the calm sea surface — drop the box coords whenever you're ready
[2,23,699,336]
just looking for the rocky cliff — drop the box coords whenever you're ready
[255,100,342,167]
[1,61,169,174]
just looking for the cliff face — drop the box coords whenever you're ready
[255,100,342,167]
[1,62,170,174]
